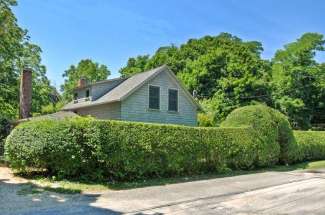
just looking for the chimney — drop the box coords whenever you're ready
[19,68,32,119]
[77,77,87,88]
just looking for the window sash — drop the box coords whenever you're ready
[168,89,178,111]
[149,86,160,109]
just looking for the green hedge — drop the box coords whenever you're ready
[294,131,325,162]
[5,106,325,181]
[221,105,299,165]
[5,117,260,180]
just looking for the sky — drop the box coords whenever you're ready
[14,0,325,89]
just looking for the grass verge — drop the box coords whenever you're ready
[12,160,325,194]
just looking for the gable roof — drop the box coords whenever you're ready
[62,65,201,111]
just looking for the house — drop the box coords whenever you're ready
[61,65,200,126]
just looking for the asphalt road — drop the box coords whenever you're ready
[1,167,325,215]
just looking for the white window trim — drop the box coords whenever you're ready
[168,88,179,112]
[148,84,161,110]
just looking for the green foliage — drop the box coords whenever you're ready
[294,131,325,161]
[119,32,325,127]
[40,101,64,115]
[0,0,58,118]
[271,33,325,129]
[61,59,110,101]
[221,105,298,165]
[119,55,150,77]
[119,33,271,123]
[5,118,260,181]
[0,117,11,155]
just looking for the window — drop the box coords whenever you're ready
[149,85,160,110]
[74,92,78,100]
[86,89,90,97]
[168,89,178,112]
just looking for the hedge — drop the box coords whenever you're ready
[5,105,325,181]
[294,131,325,162]
[221,105,299,165]
[5,117,261,180]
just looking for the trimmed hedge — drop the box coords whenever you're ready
[294,131,325,162]
[5,105,325,181]
[5,117,260,180]
[221,105,299,165]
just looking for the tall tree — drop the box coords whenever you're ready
[61,59,110,100]
[119,55,149,77]
[119,33,271,123]
[271,33,325,129]
[0,0,56,118]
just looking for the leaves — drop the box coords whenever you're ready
[0,0,59,118]
[61,59,110,101]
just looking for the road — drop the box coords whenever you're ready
[1,167,325,214]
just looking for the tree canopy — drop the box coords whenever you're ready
[271,33,325,129]
[119,32,325,128]
[61,59,110,101]
[0,0,58,119]
[120,33,271,123]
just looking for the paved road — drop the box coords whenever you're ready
[1,167,325,215]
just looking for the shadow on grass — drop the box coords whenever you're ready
[11,161,314,192]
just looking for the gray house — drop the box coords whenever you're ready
[62,65,200,126]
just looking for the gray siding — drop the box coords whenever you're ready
[75,88,89,100]
[76,102,121,120]
[120,71,197,126]
[75,79,124,101]
[91,79,124,100]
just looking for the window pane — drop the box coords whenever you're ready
[168,89,178,111]
[149,86,160,109]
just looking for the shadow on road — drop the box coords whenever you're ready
[0,172,124,215]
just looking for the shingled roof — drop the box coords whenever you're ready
[62,65,201,110]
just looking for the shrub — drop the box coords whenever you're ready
[294,131,325,161]
[5,118,259,181]
[0,117,11,156]
[220,105,299,165]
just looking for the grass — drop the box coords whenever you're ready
[13,160,325,194]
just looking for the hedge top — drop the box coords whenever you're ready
[221,104,298,164]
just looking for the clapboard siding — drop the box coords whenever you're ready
[76,102,121,120]
[121,71,197,126]
[91,79,124,100]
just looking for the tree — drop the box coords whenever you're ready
[271,33,325,129]
[61,59,110,100]
[119,55,149,77]
[0,0,56,118]
[120,33,271,123]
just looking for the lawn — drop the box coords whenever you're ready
[11,160,325,194]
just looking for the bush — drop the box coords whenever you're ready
[0,117,11,156]
[5,118,259,181]
[220,105,299,165]
[294,131,325,161]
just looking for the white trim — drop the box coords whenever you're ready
[168,88,179,112]
[148,84,160,110]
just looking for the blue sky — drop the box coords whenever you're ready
[14,0,325,89]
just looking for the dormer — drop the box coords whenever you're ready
[73,77,126,104]
[73,78,91,103]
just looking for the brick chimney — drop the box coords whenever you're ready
[77,77,87,88]
[19,68,32,119]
